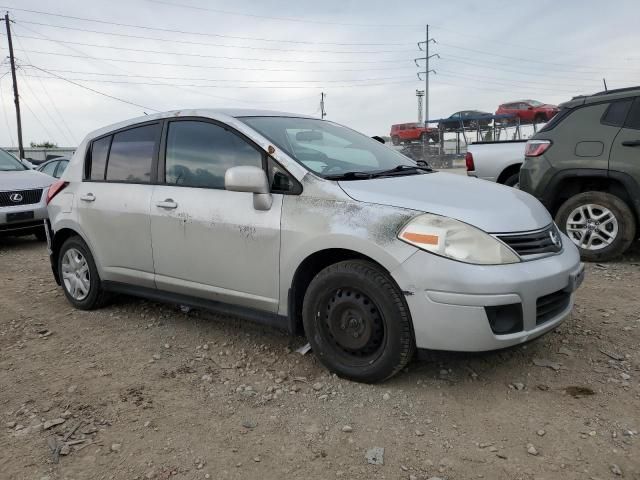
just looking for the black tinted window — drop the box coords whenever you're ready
[90,136,111,180]
[106,124,158,183]
[624,98,640,130]
[165,121,263,189]
[601,99,632,127]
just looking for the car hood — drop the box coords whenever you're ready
[338,172,552,233]
[0,169,54,191]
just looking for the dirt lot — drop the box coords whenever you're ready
[1,238,639,480]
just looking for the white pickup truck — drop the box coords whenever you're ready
[465,140,526,187]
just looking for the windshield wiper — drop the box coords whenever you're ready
[324,171,375,180]
[367,164,433,178]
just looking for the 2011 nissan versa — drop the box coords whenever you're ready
[45,109,585,383]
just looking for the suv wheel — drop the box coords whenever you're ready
[58,236,109,309]
[556,191,636,261]
[503,172,520,188]
[302,260,415,383]
[391,136,400,146]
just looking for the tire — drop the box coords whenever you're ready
[302,260,415,383]
[58,236,109,309]
[34,227,47,242]
[503,172,520,188]
[391,136,400,146]
[534,114,546,124]
[555,191,636,262]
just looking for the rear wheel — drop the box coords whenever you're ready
[391,136,400,146]
[503,172,520,188]
[58,236,109,309]
[302,260,415,383]
[555,191,636,261]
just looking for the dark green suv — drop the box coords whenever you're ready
[520,86,640,261]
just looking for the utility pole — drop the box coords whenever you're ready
[320,92,326,119]
[4,12,24,159]
[416,90,424,124]
[416,25,438,128]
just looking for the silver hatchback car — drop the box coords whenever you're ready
[46,109,584,382]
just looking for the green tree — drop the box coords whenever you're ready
[30,141,58,148]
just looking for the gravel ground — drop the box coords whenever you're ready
[0,238,639,480]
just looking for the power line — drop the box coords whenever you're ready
[18,66,415,84]
[17,69,72,144]
[22,70,418,90]
[14,20,416,54]
[25,65,159,112]
[145,0,424,28]
[9,33,413,64]
[0,6,415,46]
[437,41,637,73]
[12,33,76,144]
[14,48,416,73]
[20,94,57,142]
[0,75,16,146]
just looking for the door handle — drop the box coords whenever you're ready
[156,199,178,209]
[622,140,640,147]
[80,193,95,202]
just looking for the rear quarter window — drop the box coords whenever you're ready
[600,99,633,127]
[624,97,640,130]
[88,136,112,181]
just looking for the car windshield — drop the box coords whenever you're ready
[0,149,26,171]
[240,116,416,177]
[527,100,544,107]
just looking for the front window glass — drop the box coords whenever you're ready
[0,149,26,171]
[165,120,263,189]
[240,117,414,177]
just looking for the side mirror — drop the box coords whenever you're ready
[225,166,272,211]
[371,135,385,144]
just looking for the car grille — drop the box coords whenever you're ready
[536,289,571,325]
[0,189,43,207]
[496,225,562,257]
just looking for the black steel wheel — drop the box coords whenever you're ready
[302,260,415,383]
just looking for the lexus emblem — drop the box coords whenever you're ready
[549,229,561,248]
[9,193,23,203]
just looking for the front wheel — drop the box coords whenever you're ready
[302,260,415,383]
[555,191,636,261]
[58,236,109,309]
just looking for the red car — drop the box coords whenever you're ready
[390,123,439,145]
[495,100,559,124]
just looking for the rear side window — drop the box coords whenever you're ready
[624,97,640,130]
[89,136,111,180]
[601,99,633,127]
[165,120,263,189]
[106,124,159,183]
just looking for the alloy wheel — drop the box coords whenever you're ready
[565,203,619,251]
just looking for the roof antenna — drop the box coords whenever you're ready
[143,111,149,115]
[602,78,608,92]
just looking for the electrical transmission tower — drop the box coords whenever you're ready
[416,90,425,124]
[415,25,439,129]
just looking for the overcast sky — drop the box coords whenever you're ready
[0,0,638,146]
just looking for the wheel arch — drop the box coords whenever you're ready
[542,169,640,221]
[287,248,400,336]
[50,227,92,284]
[497,163,522,184]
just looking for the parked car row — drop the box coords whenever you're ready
[391,99,559,144]
[467,86,640,261]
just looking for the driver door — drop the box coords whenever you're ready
[149,118,282,313]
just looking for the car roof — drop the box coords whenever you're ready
[563,86,640,108]
[84,108,318,142]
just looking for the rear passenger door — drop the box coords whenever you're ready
[149,118,283,313]
[609,97,640,180]
[77,122,160,288]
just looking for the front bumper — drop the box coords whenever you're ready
[0,200,48,235]
[391,238,583,351]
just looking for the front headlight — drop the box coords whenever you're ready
[398,213,520,265]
